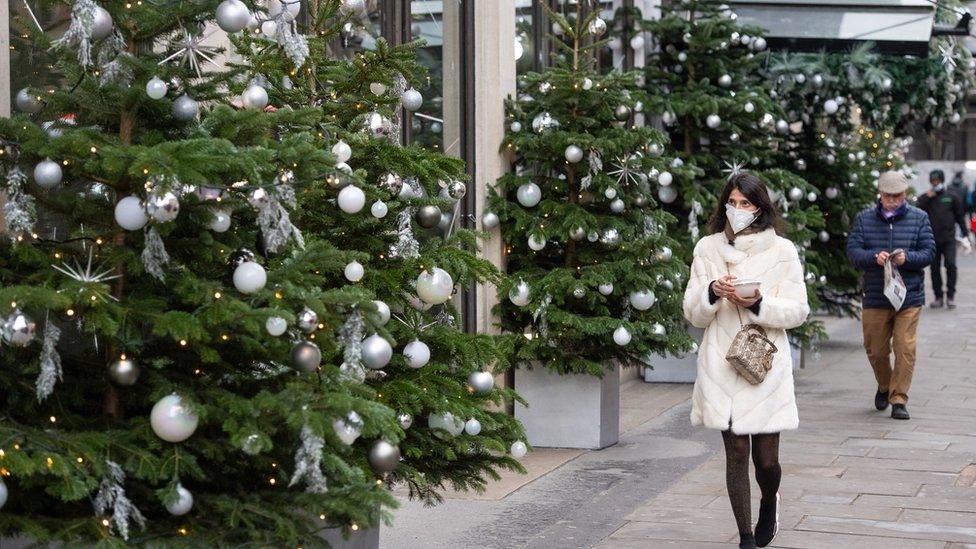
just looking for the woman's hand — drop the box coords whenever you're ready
[727,288,761,308]
[712,275,737,298]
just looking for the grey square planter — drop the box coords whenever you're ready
[514,364,620,449]
[321,522,380,549]
[643,326,704,383]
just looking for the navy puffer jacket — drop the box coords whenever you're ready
[846,202,936,309]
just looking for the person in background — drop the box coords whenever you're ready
[847,171,935,421]
[949,170,969,208]
[917,169,969,309]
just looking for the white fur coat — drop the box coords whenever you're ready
[683,229,809,434]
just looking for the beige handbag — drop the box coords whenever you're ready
[722,267,778,385]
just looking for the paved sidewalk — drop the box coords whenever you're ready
[383,258,976,548]
[599,259,976,548]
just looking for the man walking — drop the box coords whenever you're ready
[847,171,935,420]
[917,169,969,309]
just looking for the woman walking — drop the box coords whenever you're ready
[683,173,810,548]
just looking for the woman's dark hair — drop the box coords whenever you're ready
[707,173,786,235]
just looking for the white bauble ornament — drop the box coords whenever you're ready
[516,183,542,207]
[146,191,180,223]
[744,101,755,113]
[361,334,393,369]
[652,323,667,336]
[339,0,366,15]
[775,119,789,134]
[400,88,423,111]
[658,186,678,204]
[368,440,401,473]
[629,290,656,311]
[209,209,232,233]
[464,418,482,436]
[333,411,363,445]
[825,187,839,199]
[371,300,391,326]
[610,198,625,213]
[337,185,366,214]
[233,261,267,294]
[598,283,614,296]
[370,200,388,219]
[819,230,830,242]
[403,340,431,369]
[613,326,632,346]
[332,140,352,163]
[370,83,388,97]
[824,99,839,115]
[416,267,454,305]
[259,19,277,36]
[482,211,500,229]
[468,371,494,394]
[427,411,465,438]
[565,145,584,163]
[531,111,560,134]
[265,316,287,336]
[34,159,63,189]
[344,261,365,282]
[807,192,818,202]
[172,94,199,121]
[788,187,804,201]
[0,478,6,510]
[950,112,962,125]
[114,196,148,231]
[241,83,269,110]
[605,187,618,199]
[15,88,43,113]
[509,279,531,307]
[751,37,767,51]
[587,16,607,37]
[511,441,528,458]
[718,74,733,88]
[706,114,721,129]
[166,484,194,516]
[528,234,547,251]
[216,0,251,32]
[268,0,301,21]
[657,246,674,261]
[569,226,586,241]
[658,171,673,186]
[630,34,645,50]
[510,121,522,132]
[146,77,168,100]
[150,394,199,443]
[677,51,688,62]
[91,6,113,40]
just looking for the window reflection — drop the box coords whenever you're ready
[321,0,383,59]
[409,0,459,155]
[8,2,68,109]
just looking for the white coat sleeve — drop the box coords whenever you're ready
[747,242,810,330]
[683,242,720,329]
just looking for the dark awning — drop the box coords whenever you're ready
[730,0,938,56]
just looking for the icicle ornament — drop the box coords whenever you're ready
[35,318,62,401]
[289,425,329,493]
[141,227,171,281]
[2,166,36,241]
[92,461,146,541]
[388,209,420,259]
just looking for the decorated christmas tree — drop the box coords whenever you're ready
[0,0,434,544]
[486,4,695,377]
[229,0,528,504]
[640,0,826,345]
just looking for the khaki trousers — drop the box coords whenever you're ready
[862,306,921,405]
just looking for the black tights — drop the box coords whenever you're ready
[721,431,782,537]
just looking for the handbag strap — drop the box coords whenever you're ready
[726,263,745,328]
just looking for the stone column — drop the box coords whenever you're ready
[1,0,10,233]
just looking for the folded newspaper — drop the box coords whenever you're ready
[883,248,907,310]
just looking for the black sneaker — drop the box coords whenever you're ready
[948,298,957,310]
[739,533,758,549]
[875,390,890,411]
[891,404,910,420]
[931,298,944,308]
[755,492,780,547]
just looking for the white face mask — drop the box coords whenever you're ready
[725,203,758,234]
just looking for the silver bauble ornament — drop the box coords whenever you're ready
[744,101,755,113]
[634,194,648,206]
[369,440,401,473]
[340,0,367,15]
[361,334,393,369]
[344,260,364,283]
[605,187,618,199]
[482,211,500,229]
[2,311,36,347]
[613,326,632,346]
[241,83,269,110]
[378,172,404,197]
[447,180,467,200]
[464,418,482,436]
[15,88,43,113]
[516,182,542,207]
[150,394,199,443]
[751,37,767,51]
[397,413,413,430]
[364,111,393,137]
[614,104,632,121]
[33,159,63,189]
[718,74,733,88]
[730,132,740,142]
[565,145,584,163]
[658,186,678,204]
[629,290,656,311]
[788,187,804,201]
[587,230,599,242]
[510,121,522,132]
[511,440,528,458]
[775,119,789,134]
[825,187,839,199]
[290,340,322,372]
[265,316,287,336]
[509,279,531,307]
[166,484,194,516]
[416,267,454,305]
[91,6,113,40]
[656,246,674,262]
[0,478,6,510]
[598,283,614,296]
[662,279,675,291]
[145,76,168,100]
[587,17,607,37]
[233,261,267,294]
[108,355,140,386]
[400,88,423,111]
[652,323,667,336]
[531,111,560,133]
[371,200,388,219]
[468,371,494,394]
[371,300,391,326]
[172,94,199,121]
[572,286,586,299]
[658,170,673,186]
[415,205,442,228]
[216,0,251,32]
[610,198,625,213]
[601,228,621,247]
[115,196,149,231]
[146,191,180,222]
[819,230,830,243]
[528,234,546,251]
[796,73,807,86]
[824,98,839,115]
[332,140,352,163]
[794,159,807,171]
[807,192,818,202]
[297,307,319,333]
[403,339,430,369]
[569,226,586,241]
[706,114,721,129]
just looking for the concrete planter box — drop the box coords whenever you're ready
[643,326,704,383]
[514,364,620,449]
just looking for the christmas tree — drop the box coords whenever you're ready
[486,4,694,377]
[0,0,427,544]
[229,0,528,504]
[640,0,826,345]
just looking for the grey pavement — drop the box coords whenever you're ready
[382,255,976,549]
